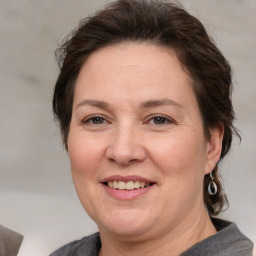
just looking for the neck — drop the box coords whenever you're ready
[98,210,216,256]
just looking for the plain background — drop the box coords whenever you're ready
[0,1,255,255]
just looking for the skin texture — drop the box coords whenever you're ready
[68,43,224,256]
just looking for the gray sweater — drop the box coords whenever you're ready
[50,218,254,256]
[0,225,23,256]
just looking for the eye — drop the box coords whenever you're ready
[82,115,107,125]
[148,115,174,125]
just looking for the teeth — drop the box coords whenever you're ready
[107,181,151,190]
[118,181,126,190]
[108,181,113,188]
[126,181,134,190]
[113,181,118,189]
[134,181,141,189]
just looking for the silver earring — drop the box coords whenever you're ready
[208,171,217,195]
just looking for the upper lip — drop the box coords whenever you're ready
[100,175,156,184]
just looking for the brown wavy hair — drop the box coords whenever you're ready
[53,0,240,215]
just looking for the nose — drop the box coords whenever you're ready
[105,125,146,166]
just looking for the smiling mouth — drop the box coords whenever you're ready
[104,181,154,190]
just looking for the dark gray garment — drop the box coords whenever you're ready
[50,218,254,256]
[0,225,23,256]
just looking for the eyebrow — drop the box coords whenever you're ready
[75,98,183,110]
[139,98,183,109]
[76,99,110,110]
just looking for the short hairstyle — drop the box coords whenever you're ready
[53,0,240,215]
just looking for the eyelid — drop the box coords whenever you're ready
[81,113,174,125]
[82,114,110,124]
[145,114,175,124]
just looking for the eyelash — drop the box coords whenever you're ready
[146,114,174,125]
[82,115,109,125]
[82,114,174,126]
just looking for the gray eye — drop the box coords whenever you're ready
[91,117,105,124]
[153,117,167,124]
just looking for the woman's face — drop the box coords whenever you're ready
[68,43,221,240]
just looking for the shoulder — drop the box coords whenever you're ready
[181,218,254,256]
[212,218,254,256]
[50,232,101,256]
[0,225,23,256]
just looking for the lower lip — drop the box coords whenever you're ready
[102,184,155,200]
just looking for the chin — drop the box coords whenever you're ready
[96,208,158,238]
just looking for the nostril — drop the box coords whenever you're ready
[107,157,132,166]
[105,137,147,165]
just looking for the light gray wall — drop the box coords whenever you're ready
[0,1,255,255]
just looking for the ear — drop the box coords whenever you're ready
[205,124,224,174]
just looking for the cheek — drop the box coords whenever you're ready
[149,131,207,175]
[149,133,207,208]
[67,132,105,218]
[67,132,104,179]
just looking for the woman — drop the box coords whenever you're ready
[50,0,253,255]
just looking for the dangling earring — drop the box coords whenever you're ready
[208,171,217,195]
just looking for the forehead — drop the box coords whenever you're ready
[79,42,185,78]
[74,42,195,106]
